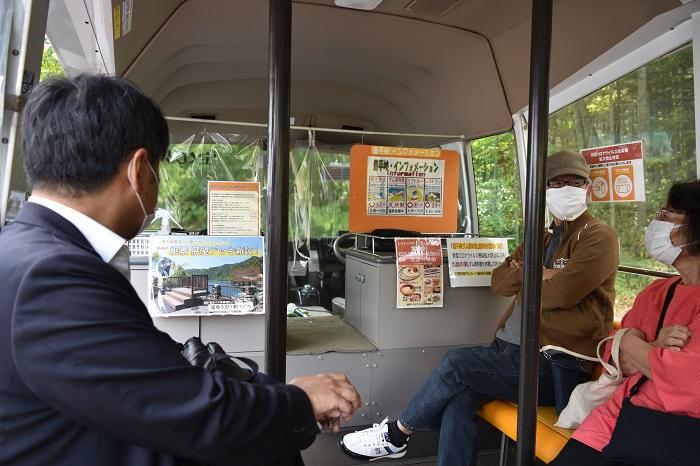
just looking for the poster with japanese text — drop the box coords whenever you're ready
[368,156,445,217]
[147,236,264,317]
[447,238,509,287]
[349,145,460,233]
[580,142,645,203]
[208,181,261,235]
[395,238,443,308]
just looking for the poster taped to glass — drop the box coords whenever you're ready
[447,238,509,287]
[147,236,264,317]
[395,238,443,308]
[368,156,444,217]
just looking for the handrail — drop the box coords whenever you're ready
[618,265,677,278]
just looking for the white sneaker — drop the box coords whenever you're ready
[339,418,408,461]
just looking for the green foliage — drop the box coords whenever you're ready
[470,132,523,251]
[186,256,263,280]
[548,45,695,315]
[472,46,694,316]
[158,136,350,238]
[40,38,65,81]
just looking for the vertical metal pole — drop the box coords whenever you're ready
[516,1,553,465]
[265,0,292,383]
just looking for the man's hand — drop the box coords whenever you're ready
[542,268,561,280]
[290,373,362,432]
[653,325,692,351]
[509,259,523,269]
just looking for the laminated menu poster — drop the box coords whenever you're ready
[395,238,443,308]
[447,238,509,287]
[349,145,460,233]
[207,181,260,235]
[147,236,264,317]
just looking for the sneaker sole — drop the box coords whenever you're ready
[338,436,407,462]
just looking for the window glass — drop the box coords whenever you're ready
[158,131,350,238]
[548,45,695,312]
[470,132,523,250]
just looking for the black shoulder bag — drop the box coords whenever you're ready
[602,278,700,466]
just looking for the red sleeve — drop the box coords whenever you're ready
[648,310,700,413]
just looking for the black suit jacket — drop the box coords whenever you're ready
[0,203,317,466]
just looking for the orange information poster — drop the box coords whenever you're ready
[349,145,460,232]
[207,181,260,235]
[395,238,443,309]
[581,142,645,203]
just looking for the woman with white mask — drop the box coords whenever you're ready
[552,180,700,466]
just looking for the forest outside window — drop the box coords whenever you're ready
[548,44,696,317]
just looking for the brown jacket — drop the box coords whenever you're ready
[491,211,619,357]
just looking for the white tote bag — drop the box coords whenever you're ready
[554,328,628,429]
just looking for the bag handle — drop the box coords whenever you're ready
[597,328,629,381]
[628,278,682,397]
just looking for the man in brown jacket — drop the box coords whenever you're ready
[340,150,619,466]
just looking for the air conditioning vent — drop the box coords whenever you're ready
[189,113,217,120]
[405,0,461,17]
[341,124,364,131]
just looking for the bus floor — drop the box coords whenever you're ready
[300,418,547,466]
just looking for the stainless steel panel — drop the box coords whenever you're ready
[200,314,266,353]
[286,351,373,427]
[344,257,363,330]
[360,264,379,344]
[369,346,456,423]
[152,317,200,344]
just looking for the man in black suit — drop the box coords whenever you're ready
[0,75,361,466]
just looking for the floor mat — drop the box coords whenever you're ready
[287,315,377,354]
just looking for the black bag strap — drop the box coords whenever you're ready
[628,277,682,397]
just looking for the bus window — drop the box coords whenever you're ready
[549,45,696,319]
[470,132,523,251]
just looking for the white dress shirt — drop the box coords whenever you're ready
[28,196,131,279]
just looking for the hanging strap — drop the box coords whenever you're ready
[628,278,682,397]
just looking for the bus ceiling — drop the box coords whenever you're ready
[43,0,685,144]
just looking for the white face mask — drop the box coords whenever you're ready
[127,159,159,237]
[645,220,684,265]
[546,186,588,221]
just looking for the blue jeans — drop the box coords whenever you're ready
[398,339,567,466]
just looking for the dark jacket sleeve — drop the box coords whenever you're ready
[11,253,318,464]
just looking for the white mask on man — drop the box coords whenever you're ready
[127,159,159,237]
[644,220,685,265]
[545,186,588,221]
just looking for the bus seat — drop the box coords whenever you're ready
[477,321,622,464]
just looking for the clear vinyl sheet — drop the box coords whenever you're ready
[161,130,266,232]
[288,136,348,268]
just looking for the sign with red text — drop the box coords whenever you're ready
[581,141,645,203]
[395,238,443,308]
[447,238,509,287]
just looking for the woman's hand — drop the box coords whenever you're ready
[653,325,693,351]
[619,328,646,377]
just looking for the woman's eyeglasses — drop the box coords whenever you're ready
[547,177,587,189]
[656,208,687,221]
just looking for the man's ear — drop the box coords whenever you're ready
[125,148,151,193]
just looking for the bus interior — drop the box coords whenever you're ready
[2,0,700,464]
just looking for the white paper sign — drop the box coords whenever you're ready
[447,238,509,287]
[207,181,260,236]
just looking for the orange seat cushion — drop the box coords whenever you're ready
[478,400,573,463]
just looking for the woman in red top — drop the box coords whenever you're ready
[552,180,700,466]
